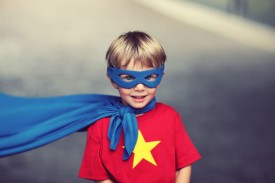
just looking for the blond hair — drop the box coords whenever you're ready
[106,31,166,68]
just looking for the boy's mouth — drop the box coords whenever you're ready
[131,95,146,99]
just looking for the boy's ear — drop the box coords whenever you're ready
[107,74,118,89]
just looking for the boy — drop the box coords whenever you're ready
[79,31,201,183]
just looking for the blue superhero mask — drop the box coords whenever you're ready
[107,65,165,89]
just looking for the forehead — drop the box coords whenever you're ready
[120,58,155,71]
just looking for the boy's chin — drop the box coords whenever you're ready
[129,102,148,109]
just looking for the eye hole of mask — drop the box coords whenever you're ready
[145,74,158,81]
[119,74,136,82]
[119,74,159,83]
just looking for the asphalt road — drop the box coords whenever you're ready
[0,0,275,183]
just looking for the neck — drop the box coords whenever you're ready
[126,97,156,115]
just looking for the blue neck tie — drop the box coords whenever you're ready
[106,98,156,160]
[0,93,156,160]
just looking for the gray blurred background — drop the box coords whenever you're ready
[0,0,275,182]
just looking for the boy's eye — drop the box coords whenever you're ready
[145,74,158,81]
[120,74,135,82]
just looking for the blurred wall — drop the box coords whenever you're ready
[188,0,275,27]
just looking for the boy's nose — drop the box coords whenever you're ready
[134,83,145,91]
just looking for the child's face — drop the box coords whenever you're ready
[110,59,159,109]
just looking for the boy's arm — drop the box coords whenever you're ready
[95,180,114,183]
[175,165,192,183]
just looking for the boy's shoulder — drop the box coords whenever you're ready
[155,102,179,115]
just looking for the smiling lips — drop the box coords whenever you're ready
[132,95,146,99]
[131,95,147,102]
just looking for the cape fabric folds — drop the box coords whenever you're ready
[0,93,156,160]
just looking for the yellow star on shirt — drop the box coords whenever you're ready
[132,130,161,168]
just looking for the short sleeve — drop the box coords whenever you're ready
[79,121,110,180]
[174,112,201,169]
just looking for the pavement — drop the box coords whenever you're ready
[0,0,275,182]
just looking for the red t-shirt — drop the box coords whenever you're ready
[79,103,201,182]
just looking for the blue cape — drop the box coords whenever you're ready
[0,93,155,160]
